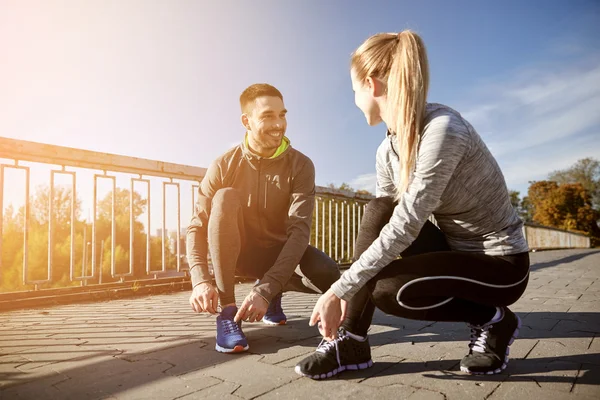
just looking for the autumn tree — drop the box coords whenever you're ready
[549,157,600,209]
[527,181,599,234]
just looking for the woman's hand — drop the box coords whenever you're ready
[309,288,347,340]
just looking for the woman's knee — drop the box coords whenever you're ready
[367,275,405,316]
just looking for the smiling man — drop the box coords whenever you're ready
[186,83,340,353]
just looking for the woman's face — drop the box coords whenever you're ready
[351,68,384,126]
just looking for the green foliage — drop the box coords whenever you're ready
[0,185,178,292]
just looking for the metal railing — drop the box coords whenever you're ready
[4,135,590,300]
[0,136,370,296]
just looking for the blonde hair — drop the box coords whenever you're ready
[351,30,429,199]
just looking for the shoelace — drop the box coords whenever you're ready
[316,331,349,367]
[221,318,241,335]
[468,323,492,353]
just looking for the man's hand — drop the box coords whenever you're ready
[189,282,219,314]
[234,291,268,323]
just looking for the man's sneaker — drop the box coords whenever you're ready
[295,328,373,379]
[215,305,249,353]
[460,307,521,375]
[263,293,287,325]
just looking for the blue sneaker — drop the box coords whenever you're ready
[263,293,287,325]
[215,305,249,353]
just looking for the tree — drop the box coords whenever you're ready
[549,157,600,209]
[508,190,533,223]
[1,205,23,290]
[527,180,600,235]
[325,182,373,196]
[519,196,534,223]
[337,182,354,192]
[95,188,149,279]
[1,185,84,291]
[508,190,520,210]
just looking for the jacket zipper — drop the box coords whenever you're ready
[256,159,265,233]
[264,174,268,209]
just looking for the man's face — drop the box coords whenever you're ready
[243,96,287,157]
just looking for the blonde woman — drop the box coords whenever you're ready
[295,30,530,379]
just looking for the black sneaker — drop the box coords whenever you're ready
[294,328,373,379]
[460,307,521,375]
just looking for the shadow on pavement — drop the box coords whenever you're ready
[529,249,600,271]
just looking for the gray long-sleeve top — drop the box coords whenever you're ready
[330,103,529,301]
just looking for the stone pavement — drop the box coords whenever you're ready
[1,249,599,400]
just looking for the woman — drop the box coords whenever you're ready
[295,30,530,379]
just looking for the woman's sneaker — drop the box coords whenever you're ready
[295,328,373,379]
[215,305,249,353]
[263,293,287,325]
[460,307,521,374]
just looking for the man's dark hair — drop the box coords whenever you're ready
[240,83,283,114]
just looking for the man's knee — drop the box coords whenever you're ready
[298,246,340,285]
[211,188,242,215]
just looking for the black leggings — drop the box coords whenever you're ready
[342,197,530,337]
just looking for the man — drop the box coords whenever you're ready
[186,83,340,353]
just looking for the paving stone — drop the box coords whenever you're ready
[587,335,599,352]
[0,354,34,388]
[1,249,599,399]
[408,388,447,399]
[526,339,600,365]
[568,301,600,312]
[111,375,220,400]
[256,379,416,400]
[571,363,600,398]
[177,380,244,400]
[0,372,70,399]
[199,355,300,399]
[50,360,174,400]
[504,359,581,393]
[508,338,539,359]
[487,382,598,399]
[252,337,316,365]
[121,342,240,376]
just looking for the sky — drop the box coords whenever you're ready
[1,0,600,231]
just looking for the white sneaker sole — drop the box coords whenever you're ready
[294,360,374,380]
[460,315,522,375]
[215,343,249,353]
[262,318,287,325]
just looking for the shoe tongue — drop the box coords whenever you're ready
[220,305,238,319]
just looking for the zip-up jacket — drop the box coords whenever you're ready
[331,103,529,301]
[186,139,315,302]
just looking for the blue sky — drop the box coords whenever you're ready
[1,0,599,208]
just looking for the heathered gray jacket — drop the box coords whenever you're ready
[330,103,529,301]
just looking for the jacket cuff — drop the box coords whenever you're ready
[189,265,212,288]
[252,280,281,303]
[329,270,362,302]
